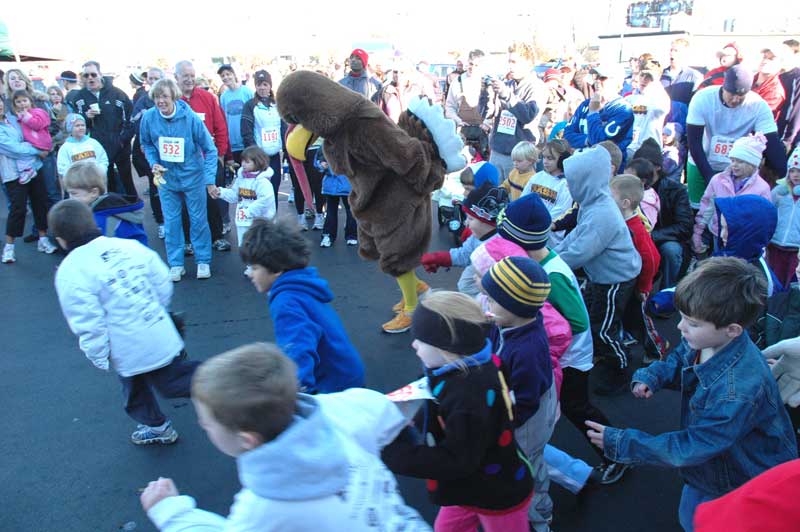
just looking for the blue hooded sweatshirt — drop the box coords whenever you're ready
[564,97,634,169]
[91,193,147,245]
[268,267,365,393]
[714,195,783,294]
[139,99,218,191]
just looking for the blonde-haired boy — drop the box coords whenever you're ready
[501,141,538,201]
[140,343,431,532]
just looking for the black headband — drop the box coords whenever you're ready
[411,303,488,356]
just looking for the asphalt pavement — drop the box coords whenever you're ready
[1,179,684,532]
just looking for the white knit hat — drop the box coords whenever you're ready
[788,146,800,171]
[728,133,767,167]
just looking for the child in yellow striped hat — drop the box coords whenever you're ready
[481,256,558,531]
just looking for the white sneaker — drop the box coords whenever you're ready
[313,213,325,230]
[244,265,252,277]
[320,235,332,248]
[346,239,358,246]
[157,225,165,239]
[2,244,15,263]
[169,266,186,282]
[297,214,308,231]
[197,263,211,279]
[37,236,57,254]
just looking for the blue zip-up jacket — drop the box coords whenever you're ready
[488,316,553,427]
[564,97,634,169]
[268,267,365,394]
[91,193,147,245]
[139,99,217,190]
[604,333,797,497]
[771,181,800,248]
[487,76,542,155]
[315,149,351,196]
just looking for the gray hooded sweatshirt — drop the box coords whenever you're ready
[554,146,641,284]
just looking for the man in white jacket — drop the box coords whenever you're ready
[140,343,432,532]
[50,199,196,445]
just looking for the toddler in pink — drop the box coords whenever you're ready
[692,133,771,254]
[11,90,52,184]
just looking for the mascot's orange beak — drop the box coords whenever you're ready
[284,123,316,210]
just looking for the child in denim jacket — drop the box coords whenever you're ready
[586,257,797,532]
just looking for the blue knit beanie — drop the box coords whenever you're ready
[65,113,86,134]
[497,192,552,250]
[461,161,500,189]
[481,256,551,318]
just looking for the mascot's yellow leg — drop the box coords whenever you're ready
[398,271,420,312]
[382,271,419,334]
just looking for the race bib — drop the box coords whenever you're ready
[236,206,251,222]
[159,137,185,163]
[196,112,206,122]
[497,110,517,135]
[260,128,279,144]
[708,135,734,165]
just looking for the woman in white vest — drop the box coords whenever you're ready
[241,70,283,210]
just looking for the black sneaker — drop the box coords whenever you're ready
[595,461,631,485]
[213,239,231,251]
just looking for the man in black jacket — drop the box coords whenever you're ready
[634,139,693,289]
[72,60,135,196]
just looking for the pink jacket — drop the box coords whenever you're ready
[541,301,571,397]
[18,109,53,151]
[694,167,772,238]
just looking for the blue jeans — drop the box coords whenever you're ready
[30,152,61,235]
[658,240,683,289]
[160,185,212,267]
[678,484,714,531]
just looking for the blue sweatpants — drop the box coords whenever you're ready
[160,185,212,267]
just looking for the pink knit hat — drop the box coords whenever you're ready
[729,133,767,167]
[470,236,528,276]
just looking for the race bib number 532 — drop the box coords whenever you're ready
[159,137,185,163]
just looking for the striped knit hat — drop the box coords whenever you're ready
[497,192,552,250]
[481,256,551,318]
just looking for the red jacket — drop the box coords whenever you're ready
[753,73,786,121]
[181,87,229,157]
[626,215,660,294]
[695,459,800,532]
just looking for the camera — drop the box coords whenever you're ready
[482,75,496,86]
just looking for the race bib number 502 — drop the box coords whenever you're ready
[159,137,185,163]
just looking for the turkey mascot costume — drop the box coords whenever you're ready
[278,71,466,333]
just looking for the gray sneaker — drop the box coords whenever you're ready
[131,422,178,445]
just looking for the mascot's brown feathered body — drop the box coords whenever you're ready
[278,71,464,333]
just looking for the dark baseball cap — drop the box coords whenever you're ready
[723,64,752,95]
[59,70,78,82]
[216,64,235,76]
[254,70,272,85]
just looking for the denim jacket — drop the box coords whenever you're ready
[603,333,797,497]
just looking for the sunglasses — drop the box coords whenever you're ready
[82,72,99,78]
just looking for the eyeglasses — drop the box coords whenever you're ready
[82,72,99,78]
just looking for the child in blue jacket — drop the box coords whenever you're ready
[315,148,357,248]
[239,219,365,393]
[64,160,147,245]
[586,257,797,532]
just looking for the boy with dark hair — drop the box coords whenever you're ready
[140,343,429,531]
[240,219,365,393]
[587,257,797,531]
[50,199,196,445]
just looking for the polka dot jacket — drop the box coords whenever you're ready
[381,341,533,511]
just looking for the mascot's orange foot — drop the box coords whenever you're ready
[391,281,431,313]
[382,311,413,334]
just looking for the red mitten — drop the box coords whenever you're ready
[421,251,453,273]
[459,227,473,243]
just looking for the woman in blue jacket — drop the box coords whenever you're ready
[140,78,218,281]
